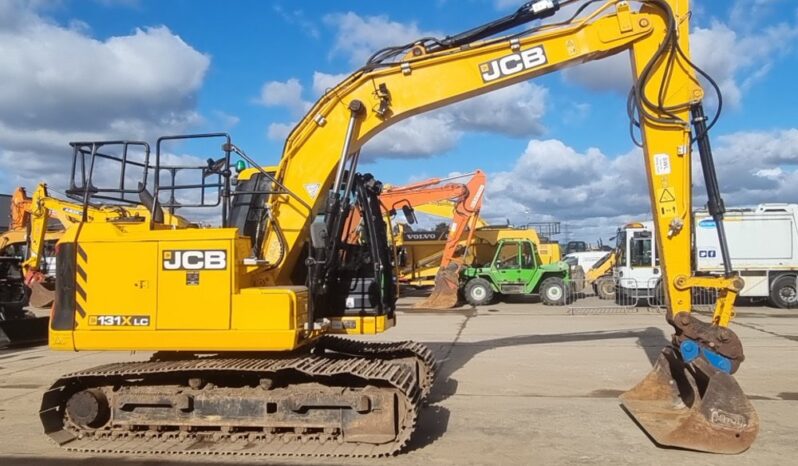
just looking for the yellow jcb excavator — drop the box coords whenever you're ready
[41,0,756,457]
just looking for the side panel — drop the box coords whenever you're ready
[738,271,769,297]
[74,241,157,332]
[695,212,796,271]
[157,240,232,330]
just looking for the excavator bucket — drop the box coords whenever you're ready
[27,280,55,308]
[0,315,49,348]
[620,347,758,454]
[415,263,461,309]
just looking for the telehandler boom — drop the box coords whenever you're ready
[41,0,756,457]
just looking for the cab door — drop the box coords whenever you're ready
[492,241,522,283]
[518,241,538,285]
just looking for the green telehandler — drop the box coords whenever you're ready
[460,238,581,306]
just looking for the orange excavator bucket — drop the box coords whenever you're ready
[620,347,758,454]
[25,270,55,308]
[27,280,55,308]
[415,262,461,309]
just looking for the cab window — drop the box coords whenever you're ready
[521,242,536,269]
[630,237,652,267]
[495,242,520,269]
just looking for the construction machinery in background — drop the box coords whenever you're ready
[40,0,757,457]
[1,187,56,348]
[460,237,577,306]
[347,171,486,308]
[397,208,563,283]
[584,247,618,299]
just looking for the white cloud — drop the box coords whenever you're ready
[265,13,549,159]
[272,5,319,38]
[0,3,210,192]
[266,122,294,141]
[562,14,798,108]
[484,139,648,223]
[360,81,548,158]
[312,71,348,96]
[256,78,310,116]
[212,111,240,129]
[363,114,461,159]
[323,12,441,66]
[701,129,798,207]
[480,128,798,241]
[448,82,548,136]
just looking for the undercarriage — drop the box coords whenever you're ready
[40,337,436,457]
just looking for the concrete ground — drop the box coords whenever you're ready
[1,296,796,465]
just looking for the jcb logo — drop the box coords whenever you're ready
[479,46,547,83]
[163,250,227,270]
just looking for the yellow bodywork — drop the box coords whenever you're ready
[586,250,617,284]
[50,222,394,352]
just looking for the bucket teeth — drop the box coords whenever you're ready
[620,347,759,454]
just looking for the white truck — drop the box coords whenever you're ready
[694,204,798,308]
[613,222,662,304]
[612,205,798,309]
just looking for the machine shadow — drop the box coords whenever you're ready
[426,326,669,404]
[0,457,310,466]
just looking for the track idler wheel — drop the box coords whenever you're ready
[620,347,758,454]
[66,389,110,429]
[414,263,461,309]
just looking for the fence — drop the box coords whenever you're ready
[566,276,718,315]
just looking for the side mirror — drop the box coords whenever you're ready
[402,205,417,224]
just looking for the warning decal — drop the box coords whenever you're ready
[658,187,676,204]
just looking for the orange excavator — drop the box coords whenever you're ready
[346,171,486,308]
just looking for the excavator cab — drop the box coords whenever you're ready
[65,132,397,325]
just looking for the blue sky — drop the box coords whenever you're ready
[1,0,797,241]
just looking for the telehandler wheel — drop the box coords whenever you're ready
[540,277,567,306]
[769,275,798,309]
[595,276,616,300]
[464,278,494,306]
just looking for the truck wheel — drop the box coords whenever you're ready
[464,278,494,306]
[541,277,567,306]
[769,275,798,309]
[595,277,616,300]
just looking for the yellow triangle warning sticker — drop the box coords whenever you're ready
[658,188,676,204]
